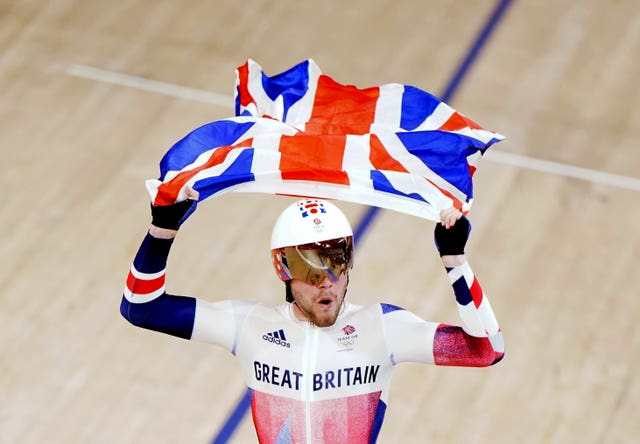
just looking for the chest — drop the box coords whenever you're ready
[235,309,392,399]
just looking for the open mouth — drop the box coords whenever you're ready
[319,298,333,306]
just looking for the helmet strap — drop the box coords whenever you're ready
[285,280,294,302]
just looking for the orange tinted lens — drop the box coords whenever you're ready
[283,237,352,285]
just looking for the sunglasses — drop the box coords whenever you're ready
[281,237,354,286]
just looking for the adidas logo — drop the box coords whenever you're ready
[262,329,291,348]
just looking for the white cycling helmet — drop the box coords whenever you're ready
[271,198,354,285]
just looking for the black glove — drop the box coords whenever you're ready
[150,199,198,230]
[434,216,471,256]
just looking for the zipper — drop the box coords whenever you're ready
[301,321,319,444]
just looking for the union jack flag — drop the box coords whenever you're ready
[146,59,504,221]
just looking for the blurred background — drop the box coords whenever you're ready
[1,0,639,442]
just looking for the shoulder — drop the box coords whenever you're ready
[338,302,408,321]
[376,302,426,324]
[339,302,410,316]
[196,299,275,323]
[378,303,406,315]
[197,299,260,312]
[243,301,288,318]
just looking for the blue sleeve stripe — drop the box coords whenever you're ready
[451,276,473,306]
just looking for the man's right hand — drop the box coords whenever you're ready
[150,187,200,231]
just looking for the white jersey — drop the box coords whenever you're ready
[191,299,437,443]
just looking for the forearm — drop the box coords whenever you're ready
[433,259,504,366]
[444,260,500,337]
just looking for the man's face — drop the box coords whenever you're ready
[290,272,348,327]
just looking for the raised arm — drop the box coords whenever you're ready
[380,211,504,368]
[432,210,504,367]
[120,191,246,351]
[120,195,199,339]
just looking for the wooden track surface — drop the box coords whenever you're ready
[2,0,639,443]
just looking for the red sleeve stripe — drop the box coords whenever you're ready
[123,266,166,303]
[128,265,165,280]
[469,277,484,308]
[126,270,165,295]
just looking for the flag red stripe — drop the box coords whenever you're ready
[439,111,482,132]
[369,134,408,172]
[305,75,379,135]
[154,138,254,205]
[424,177,464,212]
[236,62,254,107]
[278,134,350,185]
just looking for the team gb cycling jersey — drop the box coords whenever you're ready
[121,233,504,444]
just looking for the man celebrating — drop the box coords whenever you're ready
[121,190,504,443]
